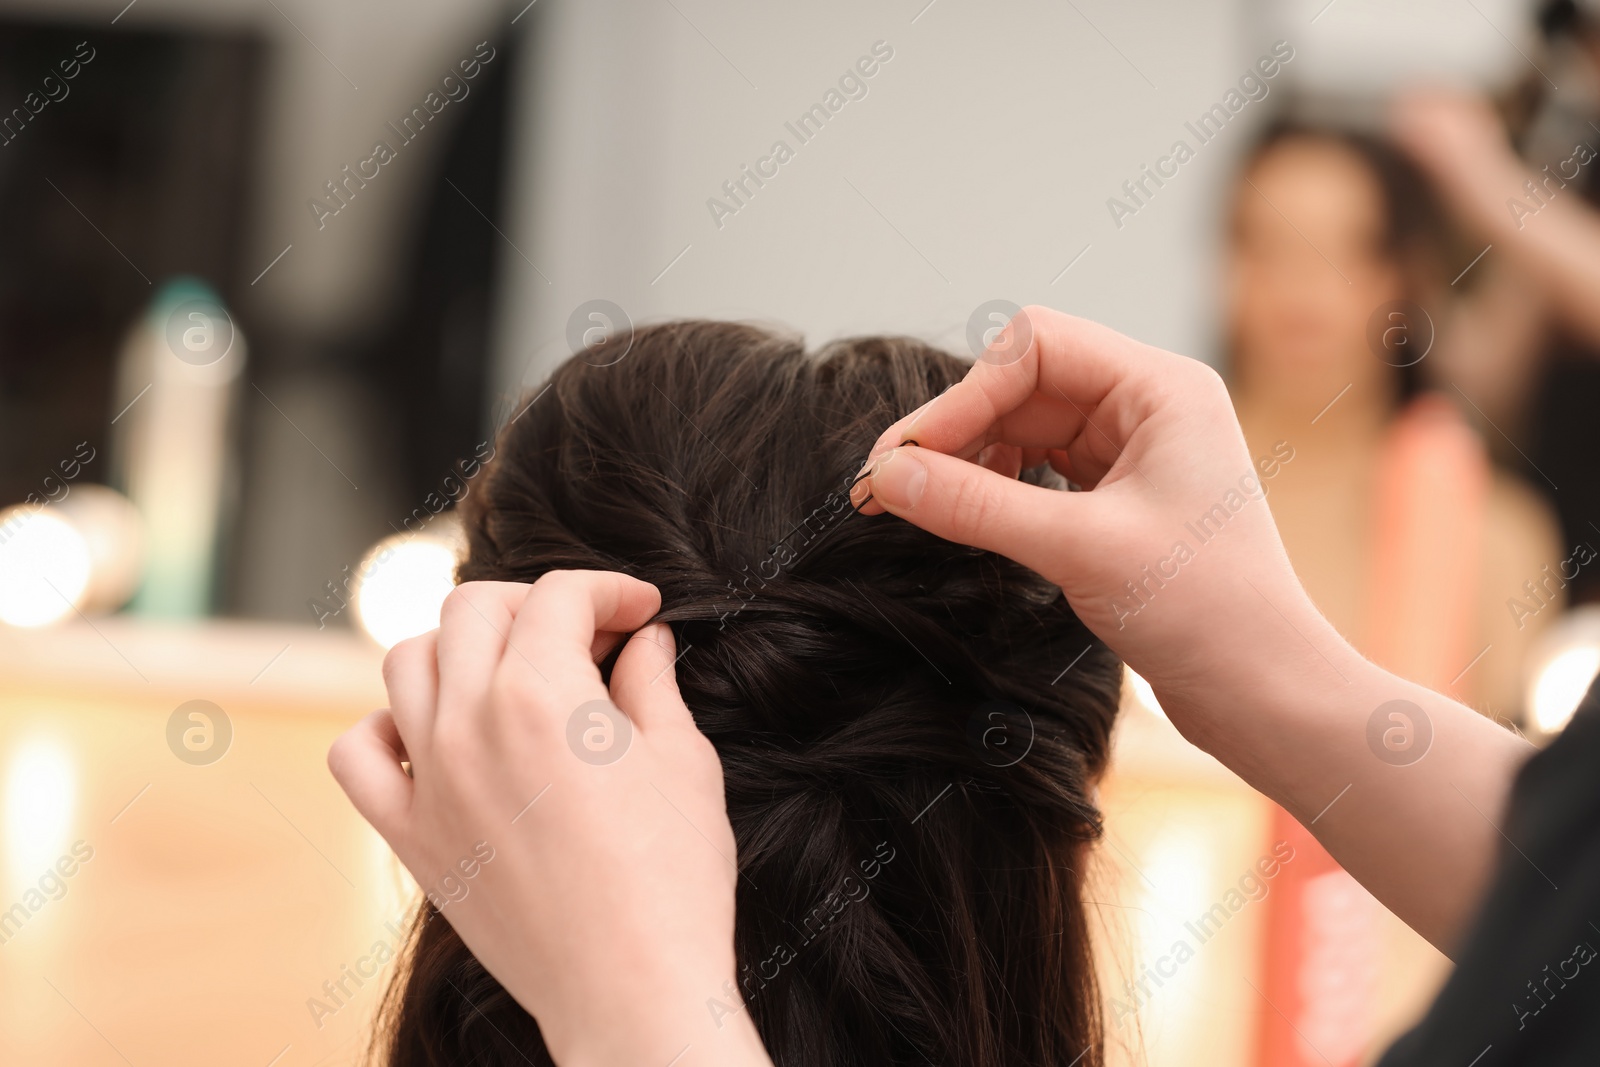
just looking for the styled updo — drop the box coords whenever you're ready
[374,321,1123,1067]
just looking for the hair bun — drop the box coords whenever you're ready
[421,321,1125,1067]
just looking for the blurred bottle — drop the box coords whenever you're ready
[109,278,245,618]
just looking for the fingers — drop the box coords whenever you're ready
[608,622,696,733]
[1048,449,1076,483]
[383,631,439,759]
[436,581,529,716]
[851,308,1165,515]
[976,442,1023,481]
[497,570,663,704]
[864,445,1095,586]
[870,307,1153,461]
[328,708,413,840]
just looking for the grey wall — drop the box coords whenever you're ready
[489,0,1538,403]
[493,0,1256,398]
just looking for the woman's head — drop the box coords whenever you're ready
[1226,123,1447,409]
[374,321,1123,1066]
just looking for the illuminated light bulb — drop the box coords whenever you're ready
[1532,646,1600,735]
[1125,665,1166,719]
[353,521,461,649]
[56,485,145,614]
[4,736,76,895]
[0,507,92,627]
[1524,605,1600,739]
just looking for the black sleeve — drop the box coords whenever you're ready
[1376,682,1600,1067]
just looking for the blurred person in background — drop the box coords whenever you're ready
[1391,0,1600,605]
[1224,123,1565,1064]
[1226,122,1562,716]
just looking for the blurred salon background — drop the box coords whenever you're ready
[3,0,1598,1063]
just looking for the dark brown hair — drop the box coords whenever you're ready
[370,320,1123,1066]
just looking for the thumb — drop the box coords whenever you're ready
[608,622,694,733]
[865,446,1089,585]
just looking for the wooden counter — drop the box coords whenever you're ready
[0,621,1442,1066]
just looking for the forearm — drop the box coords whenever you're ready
[1163,601,1535,954]
[1517,199,1600,348]
[1472,180,1600,349]
[1399,101,1600,349]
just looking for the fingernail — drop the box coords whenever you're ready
[871,449,927,510]
[855,442,887,474]
[648,621,676,656]
[860,435,919,473]
[850,460,878,509]
[849,483,871,509]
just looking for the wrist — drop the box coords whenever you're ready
[692,1013,774,1067]
[552,970,773,1067]
[1156,588,1374,774]
[562,1016,771,1067]
[1171,611,1436,826]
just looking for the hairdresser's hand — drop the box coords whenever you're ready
[852,307,1355,751]
[1395,88,1600,348]
[852,307,1543,953]
[328,572,772,1067]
